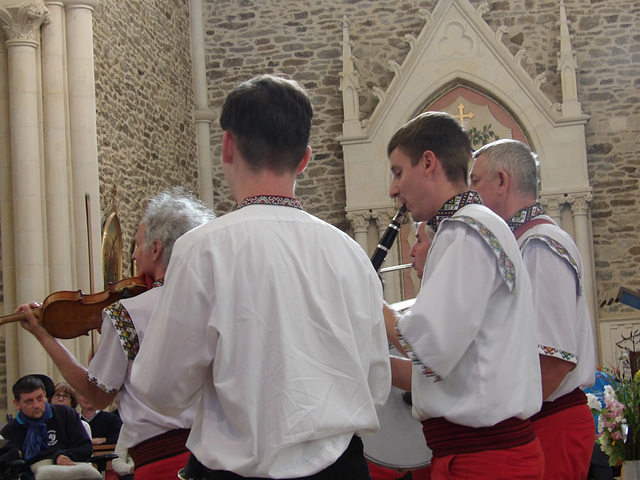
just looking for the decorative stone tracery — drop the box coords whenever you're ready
[339,0,598,357]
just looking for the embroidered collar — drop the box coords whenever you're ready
[236,195,302,210]
[152,279,164,288]
[428,191,482,232]
[506,202,545,232]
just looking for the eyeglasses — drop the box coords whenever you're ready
[53,393,71,399]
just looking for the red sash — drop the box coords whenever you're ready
[421,417,536,457]
[530,388,587,421]
[129,428,190,469]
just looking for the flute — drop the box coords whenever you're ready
[370,205,407,272]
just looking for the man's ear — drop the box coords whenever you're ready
[496,170,509,195]
[151,240,163,261]
[13,398,19,409]
[222,131,234,165]
[296,146,312,175]
[422,150,437,176]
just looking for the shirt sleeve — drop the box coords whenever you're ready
[87,310,130,393]
[522,238,580,364]
[396,221,505,380]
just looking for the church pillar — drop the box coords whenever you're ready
[190,0,215,210]
[567,191,599,358]
[42,1,74,292]
[373,208,401,303]
[541,194,565,226]
[62,0,101,295]
[346,211,369,252]
[62,0,101,366]
[44,0,86,370]
[0,3,50,375]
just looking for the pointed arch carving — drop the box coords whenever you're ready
[339,0,598,357]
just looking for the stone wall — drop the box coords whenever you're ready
[202,0,640,310]
[93,0,198,276]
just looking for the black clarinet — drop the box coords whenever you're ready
[370,205,407,271]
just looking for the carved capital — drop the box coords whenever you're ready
[0,4,50,45]
[566,192,593,215]
[540,194,567,214]
[346,211,370,232]
[371,208,399,232]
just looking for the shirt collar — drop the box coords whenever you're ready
[428,191,483,232]
[505,202,545,232]
[236,195,302,210]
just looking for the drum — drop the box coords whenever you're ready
[363,351,432,470]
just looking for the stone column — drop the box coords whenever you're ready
[42,1,73,292]
[0,3,50,375]
[62,0,101,295]
[373,208,401,303]
[346,211,370,253]
[0,37,22,411]
[541,193,565,227]
[44,0,86,363]
[567,191,599,359]
[190,0,215,210]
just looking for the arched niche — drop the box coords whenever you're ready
[338,0,598,358]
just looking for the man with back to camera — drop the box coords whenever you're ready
[131,74,391,480]
[383,111,544,479]
[0,375,92,475]
[469,138,595,479]
[15,188,215,480]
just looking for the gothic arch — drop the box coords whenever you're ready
[338,0,598,357]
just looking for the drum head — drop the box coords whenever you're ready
[363,385,432,470]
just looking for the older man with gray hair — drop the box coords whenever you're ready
[469,138,595,480]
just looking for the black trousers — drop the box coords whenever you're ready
[181,436,372,480]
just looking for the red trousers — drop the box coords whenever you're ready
[532,403,595,480]
[134,450,190,480]
[429,438,544,480]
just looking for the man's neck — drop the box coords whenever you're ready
[234,174,297,204]
[505,196,538,222]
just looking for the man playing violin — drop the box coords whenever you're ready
[15,187,214,480]
[130,74,391,480]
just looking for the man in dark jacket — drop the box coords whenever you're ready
[0,375,92,472]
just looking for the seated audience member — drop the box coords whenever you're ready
[77,395,122,446]
[51,382,92,439]
[0,375,92,475]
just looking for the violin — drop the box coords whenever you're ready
[0,276,148,339]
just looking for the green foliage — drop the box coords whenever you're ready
[468,124,499,147]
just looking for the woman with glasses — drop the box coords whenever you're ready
[52,382,92,438]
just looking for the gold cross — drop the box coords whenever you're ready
[455,103,474,123]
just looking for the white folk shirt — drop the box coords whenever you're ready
[399,203,542,427]
[518,215,595,401]
[131,202,391,478]
[87,286,197,450]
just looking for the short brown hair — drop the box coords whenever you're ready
[54,381,79,408]
[220,74,313,175]
[387,111,471,184]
